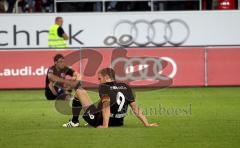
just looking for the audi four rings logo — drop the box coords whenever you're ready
[104,19,190,47]
[111,57,177,81]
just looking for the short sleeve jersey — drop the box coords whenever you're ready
[45,65,74,89]
[98,82,135,119]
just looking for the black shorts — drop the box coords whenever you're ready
[45,87,65,100]
[82,104,124,127]
[82,105,102,127]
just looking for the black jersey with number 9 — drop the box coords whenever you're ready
[98,82,135,120]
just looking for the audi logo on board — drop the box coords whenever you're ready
[104,19,190,47]
[111,57,177,81]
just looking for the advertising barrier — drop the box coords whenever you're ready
[0,47,205,89]
[1,47,240,89]
[207,47,240,86]
[1,11,240,48]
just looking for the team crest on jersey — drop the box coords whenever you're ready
[61,73,65,77]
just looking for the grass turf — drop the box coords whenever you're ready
[0,87,240,148]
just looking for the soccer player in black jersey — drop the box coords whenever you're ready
[45,54,81,100]
[63,68,158,128]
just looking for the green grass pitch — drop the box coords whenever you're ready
[0,87,240,148]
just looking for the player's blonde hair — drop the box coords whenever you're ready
[99,68,115,80]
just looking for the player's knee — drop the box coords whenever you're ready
[73,95,80,101]
[76,88,87,95]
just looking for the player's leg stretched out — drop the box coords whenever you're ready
[62,88,93,127]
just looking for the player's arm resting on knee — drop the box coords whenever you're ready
[48,73,74,86]
[98,96,110,128]
[71,72,81,81]
[48,82,58,95]
[130,101,159,127]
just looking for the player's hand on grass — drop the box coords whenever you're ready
[146,123,159,127]
[96,125,108,128]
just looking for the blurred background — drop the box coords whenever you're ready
[0,0,240,13]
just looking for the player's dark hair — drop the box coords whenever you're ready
[53,54,64,62]
[99,68,115,80]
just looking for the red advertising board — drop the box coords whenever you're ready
[80,47,205,88]
[0,49,80,89]
[207,47,240,86]
[2,47,240,89]
[0,47,205,89]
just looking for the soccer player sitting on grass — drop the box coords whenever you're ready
[45,54,81,100]
[63,68,159,128]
